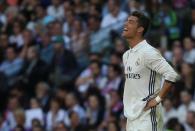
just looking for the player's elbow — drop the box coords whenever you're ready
[164,71,180,83]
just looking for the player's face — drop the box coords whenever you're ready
[122,16,139,39]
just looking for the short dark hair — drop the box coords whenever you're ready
[88,15,101,22]
[112,0,120,6]
[90,60,102,69]
[131,11,150,36]
[7,45,17,53]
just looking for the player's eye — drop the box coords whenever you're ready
[128,20,135,24]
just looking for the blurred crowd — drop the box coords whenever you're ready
[0,0,195,131]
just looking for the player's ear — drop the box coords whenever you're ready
[137,27,144,33]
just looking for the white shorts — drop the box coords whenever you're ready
[126,104,164,131]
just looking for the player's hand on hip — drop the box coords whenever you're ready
[144,99,158,111]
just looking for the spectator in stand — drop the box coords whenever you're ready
[25,4,42,32]
[70,18,89,68]
[13,124,25,131]
[63,0,73,14]
[0,113,9,131]
[101,0,127,29]
[32,125,44,131]
[47,0,64,20]
[35,82,51,113]
[31,118,43,131]
[86,94,105,130]
[175,62,195,98]
[76,60,107,94]
[53,122,68,131]
[20,0,39,22]
[63,9,75,36]
[88,52,102,62]
[64,92,85,126]
[113,37,128,56]
[101,52,123,76]
[88,14,111,53]
[0,33,9,63]
[172,45,183,72]
[46,97,67,131]
[106,90,123,117]
[8,83,28,108]
[183,37,195,64]
[110,52,123,65]
[0,45,23,86]
[161,0,180,42]
[22,29,35,47]
[51,21,70,49]
[19,29,36,59]
[144,0,161,48]
[39,32,54,64]
[162,98,178,124]
[28,4,54,31]
[72,0,88,19]
[98,111,118,130]
[4,6,20,32]
[119,115,126,131]
[19,46,49,96]
[102,64,123,95]
[172,0,189,21]
[88,2,102,17]
[184,110,195,131]
[9,21,24,48]
[54,85,68,104]
[12,108,26,131]
[0,7,7,31]
[107,121,120,131]
[152,0,180,47]
[68,111,87,131]
[165,118,185,131]
[190,9,195,39]
[126,0,145,13]
[3,96,20,130]
[25,98,44,129]
[50,36,78,86]
[145,0,160,19]
[177,90,195,123]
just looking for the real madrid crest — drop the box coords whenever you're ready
[135,58,140,66]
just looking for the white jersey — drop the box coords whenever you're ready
[122,40,179,122]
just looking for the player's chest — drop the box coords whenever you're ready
[124,52,144,74]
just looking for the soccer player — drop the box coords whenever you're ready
[122,11,179,131]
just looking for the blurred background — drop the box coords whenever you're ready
[0,0,195,131]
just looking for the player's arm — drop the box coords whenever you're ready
[144,80,174,111]
[158,80,174,100]
[143,49,179,111]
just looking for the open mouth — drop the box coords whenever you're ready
[123,27,128,31]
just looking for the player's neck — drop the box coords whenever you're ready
[127,37,144,48]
